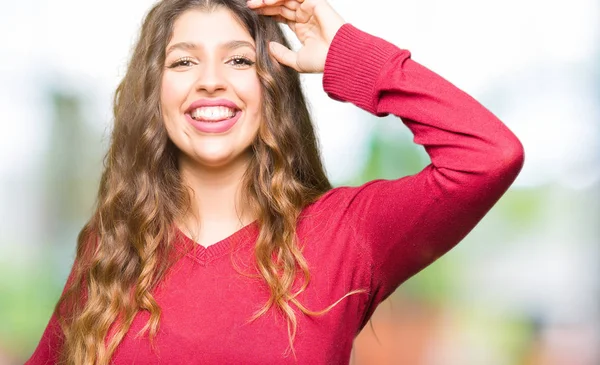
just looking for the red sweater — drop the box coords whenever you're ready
[26,23,524,364]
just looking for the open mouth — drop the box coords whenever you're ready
[185,107,242,134]
[187,106,240,122]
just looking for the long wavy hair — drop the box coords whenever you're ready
[53,0,365,363]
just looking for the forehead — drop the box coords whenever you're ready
[168,7,254,50]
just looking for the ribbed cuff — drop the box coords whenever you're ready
[322,23,408,115]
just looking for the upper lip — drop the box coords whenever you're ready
[185,98,240,114]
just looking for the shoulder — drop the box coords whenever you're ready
[302,177,413,220]
[296,178,412,248]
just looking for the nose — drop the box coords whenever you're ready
[194,61,227,94]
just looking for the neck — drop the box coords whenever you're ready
[177,151,256,230]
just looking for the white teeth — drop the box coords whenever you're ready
[191,106,236,121]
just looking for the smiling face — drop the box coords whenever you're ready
[161,7,262,170]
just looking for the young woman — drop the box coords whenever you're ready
[26,0,524,364]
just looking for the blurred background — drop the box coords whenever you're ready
[1,0,598,364]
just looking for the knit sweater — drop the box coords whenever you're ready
[25,23,524,365]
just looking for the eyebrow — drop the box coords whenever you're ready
[166,40,256,55]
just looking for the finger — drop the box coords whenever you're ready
[300,0,345,41]
[255,6,294,19]
[263,0,287,5]
[257,5,313,25]
[247,0,284,8]
[256,6,298,22]
[247,0,301,9]
[246,0,265,8]
[268,41,299,71]
[283,1,300,10]
[299,0,318,14]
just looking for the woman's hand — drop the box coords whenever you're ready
[247,0,346,73]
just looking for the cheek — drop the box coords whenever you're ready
[160,73,193,116]
[234,74,263,110]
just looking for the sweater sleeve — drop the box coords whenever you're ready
[25,230,98,364]
[25,248,94,364]
[24,312,63,365]
[24,263,89,365]
[321,24,524,325]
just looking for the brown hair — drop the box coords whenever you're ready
[54,0,365,363]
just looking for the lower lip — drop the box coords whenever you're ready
[185,111,241,133]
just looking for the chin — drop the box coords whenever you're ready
[186,148,252,169]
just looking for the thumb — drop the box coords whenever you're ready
[269,41,299,71]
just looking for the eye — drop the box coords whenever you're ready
[167,57,195,69]
[227,55,256,68]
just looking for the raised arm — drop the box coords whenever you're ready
[321,24,524,319]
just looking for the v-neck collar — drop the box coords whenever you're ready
[174,220,259,265]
